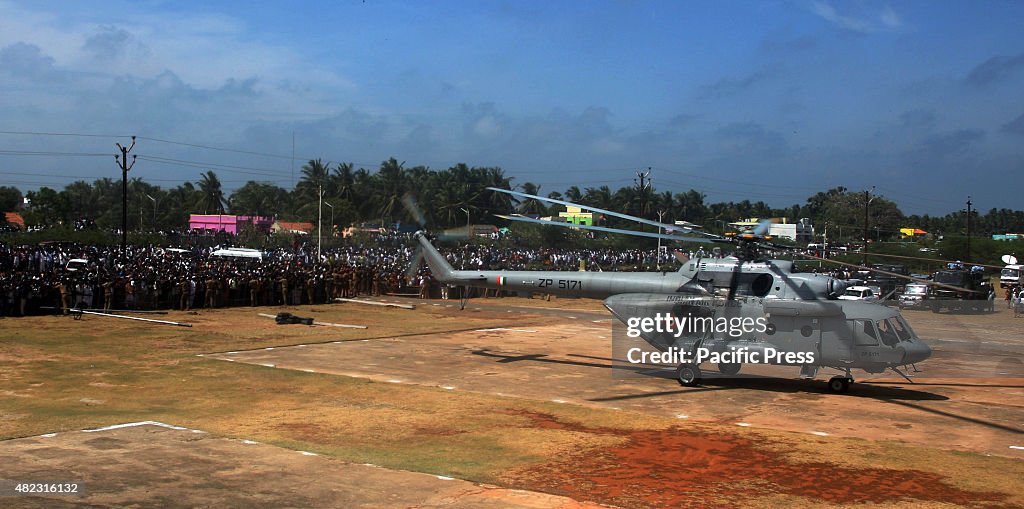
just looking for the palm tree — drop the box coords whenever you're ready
[196,171,226,214]
[516,182,549,216]
[332,162,356,202]
[229,181,292,217]
[372,158,407,224]
[295,158,331,203]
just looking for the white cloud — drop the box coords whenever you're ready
[810,1,903,33]
[880,6,901,29]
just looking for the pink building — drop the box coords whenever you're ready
[188,214,273,234]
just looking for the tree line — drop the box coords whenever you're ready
[2,158,1023,242]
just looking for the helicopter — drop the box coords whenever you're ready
[410,197,933,393]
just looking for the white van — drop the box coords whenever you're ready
[211,248,264,260]
[1001,265,1022,288]
[65,258,89,271]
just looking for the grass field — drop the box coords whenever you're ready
[2,301,1022,508]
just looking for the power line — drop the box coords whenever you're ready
[138,135,300,161]
[0,130,129,138]
[0,149,110,157]
[136,154,285,177]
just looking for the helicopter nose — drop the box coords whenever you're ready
[900,340,932,365]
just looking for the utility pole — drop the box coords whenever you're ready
[634,167,651,218]
[115,136,136,252]
[966,196,972,261]
[656,210,665,257]
[862,186,874,266]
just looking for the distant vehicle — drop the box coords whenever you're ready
[868,285,885,299]
[898,284,929,309]
[838,285,879,302]
[210,247,264,260]
[65,258,89,271]
[927,265,993,313]
[910,273,931,280]
[1001,264,1021,289]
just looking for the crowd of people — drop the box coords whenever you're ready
[0,236,690,317]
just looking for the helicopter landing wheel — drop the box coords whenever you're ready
[717,362,741,376]
[676,363,702,387]
[828,376,851,394]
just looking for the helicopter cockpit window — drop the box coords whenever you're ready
[856,320,878,346]
[894,316,917,339]
[876,319,900,347]
[890,318,912,342]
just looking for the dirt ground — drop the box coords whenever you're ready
[0,422,600,509]
[209,296,1024,458]
[2,295,1023,508]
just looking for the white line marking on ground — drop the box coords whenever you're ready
[432,303,440,306]
[441,386,455,390]
[387,379,403,383]
[190,429,205,434]
[475,328,537,333]
[227,351,239,354]
[297,344,307,347]
[299,451,318,456]
[261,363,276,368]
[811,431,829,436]
[40,433,57,438]
[567,316,577,319]
[676,414,689,419]
[332,341,343,344]
[302,369,316,373]
[736,422,751,427]
[83,421,186,433]
[264,347,275,350]
[242,440,259,445]
[1010,445,1024,450]
[224,358,235,362]
[551,399,567,403]
[436,475,455,481]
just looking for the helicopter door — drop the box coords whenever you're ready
[817,316,852,364]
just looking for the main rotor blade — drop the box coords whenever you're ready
[496,214,721,244]
[401,192,428,228]
[853,251,1004,270]
[797,252,984,294]
[405,247,425,281]
[487,187,720,239]
[753,218,772,236]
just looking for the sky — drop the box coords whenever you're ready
[0,0,1022,216]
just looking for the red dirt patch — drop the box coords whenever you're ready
[503,410,1016,509]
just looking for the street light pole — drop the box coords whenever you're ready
[461,207,470,234]
[145,193,157,231]
[656,210,665,259]
[317,184,323,260]
[324,201,334,239]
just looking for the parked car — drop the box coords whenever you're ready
[898,283,929,309]
[65,258,89,271]
[837,285,879,302]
